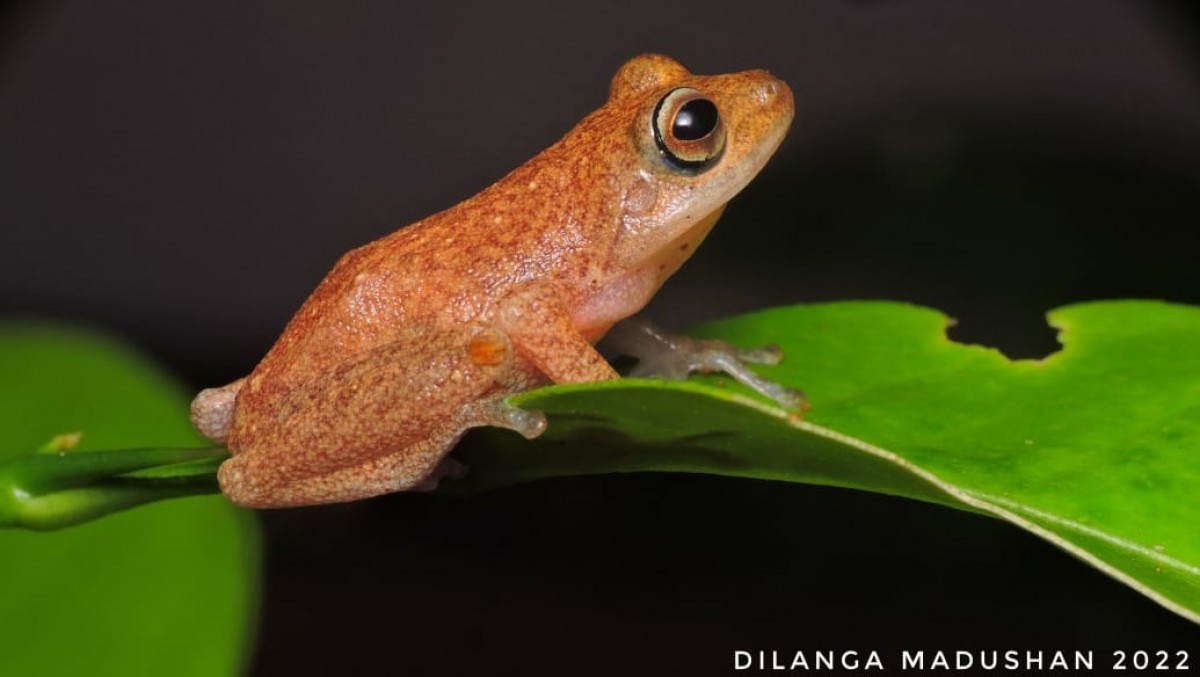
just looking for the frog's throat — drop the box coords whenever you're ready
[646,202,728,285]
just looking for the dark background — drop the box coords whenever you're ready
[2,1,1199,674]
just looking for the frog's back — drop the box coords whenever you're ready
[243,125,626,392]
[244,213,461,389]
[194,54,796,505]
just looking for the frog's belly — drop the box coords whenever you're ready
[570,266,661,338]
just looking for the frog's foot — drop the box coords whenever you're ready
[403,396,547,494]
[460,394,548,439]
[409,397,546,493]
[408,396,549,492]
[604,316,807,410]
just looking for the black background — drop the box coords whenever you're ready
[2,1,1199,674]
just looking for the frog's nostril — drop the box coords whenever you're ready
[753,80,779,105]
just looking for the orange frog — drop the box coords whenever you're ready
[191,54,800,507]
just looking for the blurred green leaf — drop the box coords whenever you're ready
[457,301,1200,624]
[0,324,259,676]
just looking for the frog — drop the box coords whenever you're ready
[190,53,799,508]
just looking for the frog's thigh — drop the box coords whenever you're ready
[220,395,545,507]
[220,428,459,507]
[220,327,541,507]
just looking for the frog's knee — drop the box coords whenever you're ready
[190,377,246,444]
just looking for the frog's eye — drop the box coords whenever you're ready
[652,88,726,172]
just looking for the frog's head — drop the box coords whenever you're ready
[603,54,794,272]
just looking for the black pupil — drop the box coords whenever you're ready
[672,99,718,141]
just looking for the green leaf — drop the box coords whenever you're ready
[455,300,1200,624]
[0,324,260,676]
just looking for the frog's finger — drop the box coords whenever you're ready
[607,316,806,411]
[464,396,548,440]
[698,350,808,410]
[726,343,784,366]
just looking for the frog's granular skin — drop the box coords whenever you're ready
[192,54,794,508]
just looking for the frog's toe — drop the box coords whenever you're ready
[733,343,784,366]
[676,343,807,410]
[752,380,808,411]
[627,354,691,381]
[506,407,549,439]
[462,396,548,439]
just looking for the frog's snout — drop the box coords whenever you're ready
[744,70,794,122]
[753,77,788,108]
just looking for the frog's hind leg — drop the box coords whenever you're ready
[220,432,456,507]
[219,395,545,507]
[218,326,546,508]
